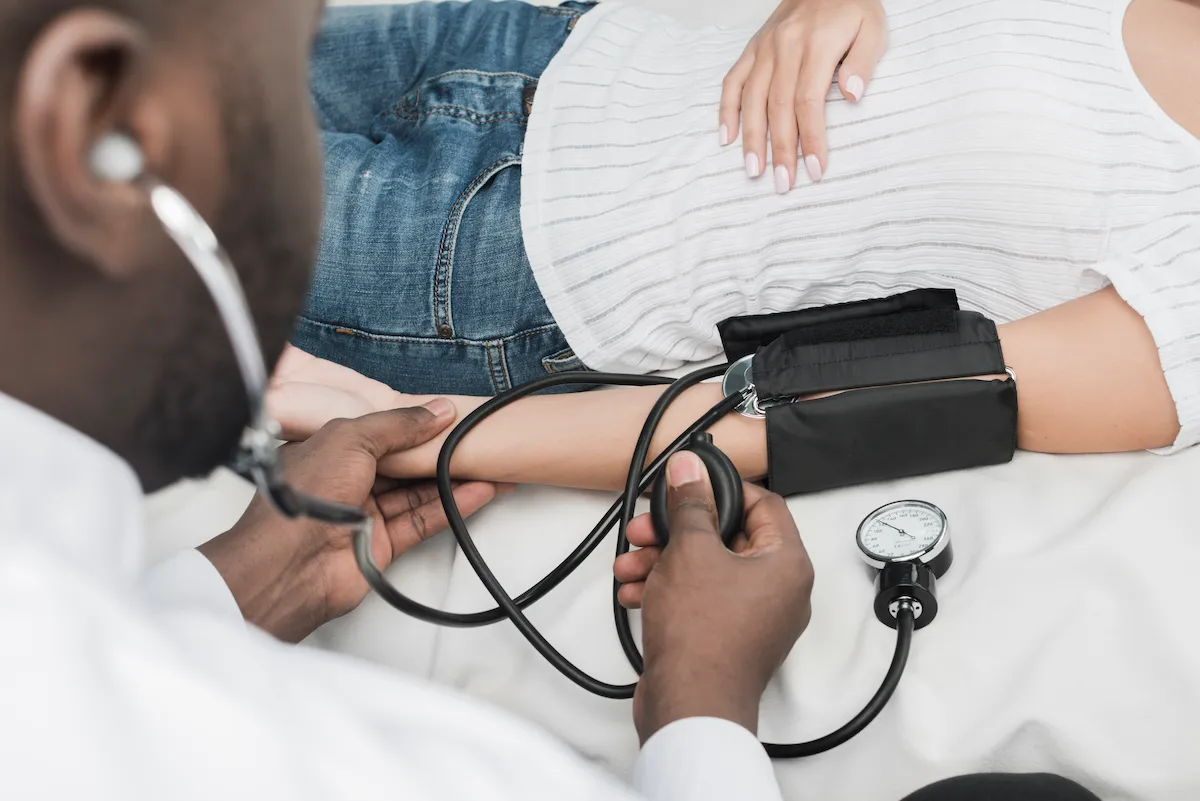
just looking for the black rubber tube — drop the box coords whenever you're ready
[352,372,670,629]
[431,367,734,697]
[763,602,916,758]
[611,364,740,672]
[348,368,918,752]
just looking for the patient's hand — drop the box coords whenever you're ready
[721,0,887,191]
[269,345,428,440]
[268,346,488,481]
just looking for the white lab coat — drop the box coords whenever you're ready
[0,392,782,800]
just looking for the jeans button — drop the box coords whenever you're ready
[523,84,537,117]
[437,323,454,339]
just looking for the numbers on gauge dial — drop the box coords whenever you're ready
[859,504,944,560]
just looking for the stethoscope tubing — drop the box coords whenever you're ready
[353,367,916,754]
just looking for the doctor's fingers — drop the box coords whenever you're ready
[625,513,660,548]
[617,581,648,610]
[376,481,442,518]
[378,480,502,554]
[375,480,515,518]
[614,546,662,585]
[324,402,458,461]
[616,515,663,609]
[374,475,516,496]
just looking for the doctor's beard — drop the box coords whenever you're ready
[132,85,321,489]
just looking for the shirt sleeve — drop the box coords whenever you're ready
[139,548,245,622]
[1095,253,1200,454]
[632,718,783,801]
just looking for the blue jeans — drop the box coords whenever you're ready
[296,1,594,396]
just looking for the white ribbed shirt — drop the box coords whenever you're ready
[521,0,1200,451]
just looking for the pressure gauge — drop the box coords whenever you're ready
[857,499,953,577]
[856,500,953,630]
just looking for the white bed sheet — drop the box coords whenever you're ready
[142,1,1200,799]
[147,448,1200,801]
[310,448,1200,801]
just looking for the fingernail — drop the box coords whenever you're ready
[845,74,865,101]
[423,398,454,419]
[745,152,761,179]
[719,124,730,147]
[667,451,704,488]
[804,154,823,183]
[774,165,791,194]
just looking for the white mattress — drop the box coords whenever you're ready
[143,1,1200,798]
[147,445,1200,801]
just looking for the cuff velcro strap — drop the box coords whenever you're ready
[718,288,960,362]
[718,290,1018,497]
[752,308,1006,398]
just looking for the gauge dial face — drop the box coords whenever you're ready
[857,501,947,562]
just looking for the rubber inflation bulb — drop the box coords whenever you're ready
[650,432,744,548]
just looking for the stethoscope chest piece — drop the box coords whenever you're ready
[856,500,953,630]
[721,354,764,418]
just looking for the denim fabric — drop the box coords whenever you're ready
[295,0,594,396]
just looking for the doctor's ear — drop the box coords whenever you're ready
[13,9,177,279]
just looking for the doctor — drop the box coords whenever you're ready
[0,0,1101,799]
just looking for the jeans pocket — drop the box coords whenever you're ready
[542,347,591,374]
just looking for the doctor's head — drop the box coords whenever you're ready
[0,0,327,490]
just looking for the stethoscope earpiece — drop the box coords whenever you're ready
[89,132,145,183]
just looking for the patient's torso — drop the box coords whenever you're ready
[520,0,1200,374]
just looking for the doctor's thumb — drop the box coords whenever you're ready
[341,401,458,459]
[664,452,722,548]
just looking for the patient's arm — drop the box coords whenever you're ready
[271,347,767,490]
[269,287,1181,492]
[997,286,1178,453]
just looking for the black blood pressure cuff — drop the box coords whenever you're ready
[718,289,1018,497]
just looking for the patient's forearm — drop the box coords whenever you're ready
[378,383,767,491]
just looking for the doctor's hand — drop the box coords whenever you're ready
[199,405,505,643]
[722,0,886,190]
[617,453,814,743]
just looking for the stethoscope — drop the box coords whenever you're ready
[117,133,952,760]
